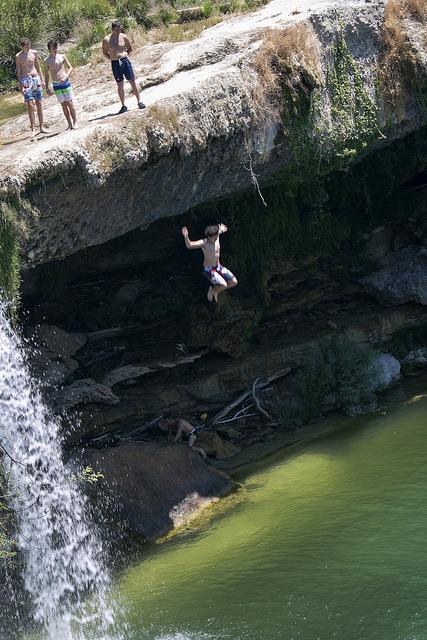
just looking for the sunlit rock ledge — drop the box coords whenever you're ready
[0,0,426,269]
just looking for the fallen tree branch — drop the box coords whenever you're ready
[85,368,291,446]
[208,368,291,427]
[252,377,273,421]
[0,443,26,469]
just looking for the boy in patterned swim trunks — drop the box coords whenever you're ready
[181,223,238,302]
[44,41,77,130]
[15,38,48,139]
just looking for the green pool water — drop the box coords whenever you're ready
[116,391,427,640]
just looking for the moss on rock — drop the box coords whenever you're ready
[0,202,21,307]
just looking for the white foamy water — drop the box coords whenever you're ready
[0,305,122,640]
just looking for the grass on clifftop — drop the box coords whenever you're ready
[381,0,427,117]
[254,24,323,112]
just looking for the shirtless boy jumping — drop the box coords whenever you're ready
[102,21,145,114]
[45,41,77,130]
[15,38,48,139]
[182,223,238,302]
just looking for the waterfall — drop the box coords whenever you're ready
[0,305,122,640]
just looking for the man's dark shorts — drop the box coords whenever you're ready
[111,57,135,83]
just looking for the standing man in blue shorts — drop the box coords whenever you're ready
[16,38,49,139]
[102,21,146,114]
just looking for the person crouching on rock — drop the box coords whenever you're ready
[181,223,238,303]
[44,41,77,130]
[102,21,146,114]
[160,416,207,460]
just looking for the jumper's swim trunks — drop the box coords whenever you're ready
[203,264,235,287]
[183,428,197,442]
[53,79,73,103]
[111,57,135,83]
[20,75,42,102]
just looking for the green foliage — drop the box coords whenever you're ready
[244,0,267,8]
[201,1,214,18]
[0,0,112,85]
[78,465,105,484]
[158,3,178,25]
[284,30,382,174]
[48,2,80,41]
[115,0,150,26]
[78,0,112,20]
[219,0,239,13]
[66,20,108,67]
[320,33,381,163]
[275,336,377,427]
[48,0,111,41]
[0,0,51,77]
[76,20,109,50]
[0,203,21,308]
[67,46,92,67]
[0,465,15,561]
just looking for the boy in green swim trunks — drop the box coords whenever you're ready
[44,41,77,130]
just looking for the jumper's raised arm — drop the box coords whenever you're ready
[181,226,204,250]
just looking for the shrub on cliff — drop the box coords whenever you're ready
[115,0,150,26]
[276,336,377,427]
[0,0,50,81]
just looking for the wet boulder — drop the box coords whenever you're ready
[80,442,233,540]
[360,247,427,306]
[367,354,401,391]
[401,348,427,369]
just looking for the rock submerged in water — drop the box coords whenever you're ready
[360,247,427,306]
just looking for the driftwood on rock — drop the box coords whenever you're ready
[102,349,209,387]
[86,368,291,447]
[208,368,291,427]
[252,377,274,422]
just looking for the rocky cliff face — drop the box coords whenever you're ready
[0,0,426,268]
